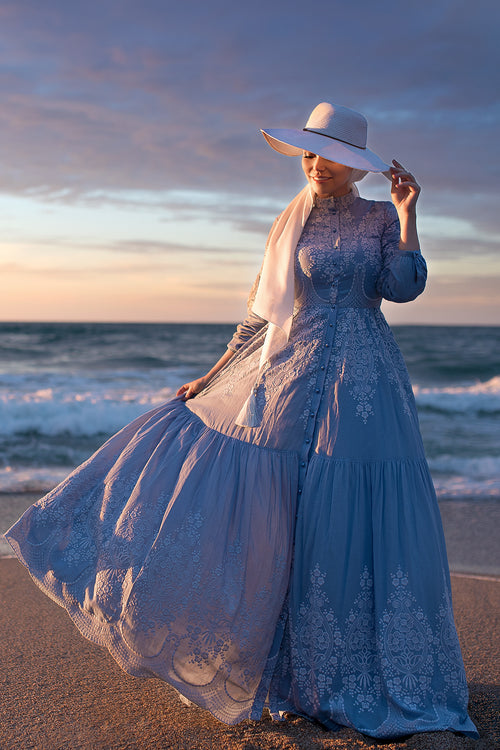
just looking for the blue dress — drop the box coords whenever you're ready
[6,192,478,739]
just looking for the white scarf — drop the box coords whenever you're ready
[235,185,314,427]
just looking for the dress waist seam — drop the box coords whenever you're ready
[310,454,428,465]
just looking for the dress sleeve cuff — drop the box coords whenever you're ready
[377,249,427,303]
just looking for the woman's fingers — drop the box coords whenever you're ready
[176,383,194,397]
[395,179,419,189]
[391,159,417,185]
[390,159,421,211]
[176,378,206,399]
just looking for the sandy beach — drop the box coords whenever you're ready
[1,497,499,749]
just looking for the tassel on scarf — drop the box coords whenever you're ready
[235,387,260,428]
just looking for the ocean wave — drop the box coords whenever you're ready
[433,477,500,500]
[0,375,499,437]
[413,376,500,414]
[0,389,173,437]
[429,454,500,479]
[0,369,187,438]
[429,456,500,499]
[0,466,69,494]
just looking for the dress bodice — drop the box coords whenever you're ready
[295,193,391,311]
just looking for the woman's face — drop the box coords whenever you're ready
[302,152,353,198]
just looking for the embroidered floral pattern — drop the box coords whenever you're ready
[342,568,382,711]
[262,307,325,427]
[289,564,342,706]
[281,564,469,732]
[435,588,469,706]
[379,568,434,709]
[121,507,289,703]
[334,312,379,422]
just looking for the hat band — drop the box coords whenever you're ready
[303,127,366,150]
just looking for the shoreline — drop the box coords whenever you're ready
[2,493,500,576]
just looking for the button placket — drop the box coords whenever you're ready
[294,197,342,520]
[295,305,337,516]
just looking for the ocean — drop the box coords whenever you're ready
[1,322,499,555]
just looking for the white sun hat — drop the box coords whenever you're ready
[261,102,390,175]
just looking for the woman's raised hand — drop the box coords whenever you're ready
[390,159,420,214]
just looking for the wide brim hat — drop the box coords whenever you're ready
[261,102,390,176]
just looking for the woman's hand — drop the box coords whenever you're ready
[389,159,421,251]
[176,376,211,400]
[176,349,235,400]
[390,159,420,215]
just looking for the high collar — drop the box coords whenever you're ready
[313,189,357,210]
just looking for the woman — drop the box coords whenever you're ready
[6,103,478,740]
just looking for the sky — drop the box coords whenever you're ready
[0,0,498,325]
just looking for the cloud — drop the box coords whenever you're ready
[0,0,498,322]
[107,239,258,261]
[0,1,497,200]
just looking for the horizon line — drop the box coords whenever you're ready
[1,320,499,329]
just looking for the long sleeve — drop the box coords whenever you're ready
[227,271,267,352]
[376,203,427,303]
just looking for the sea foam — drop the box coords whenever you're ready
[1,375,498,437]
[413,376,500,414]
